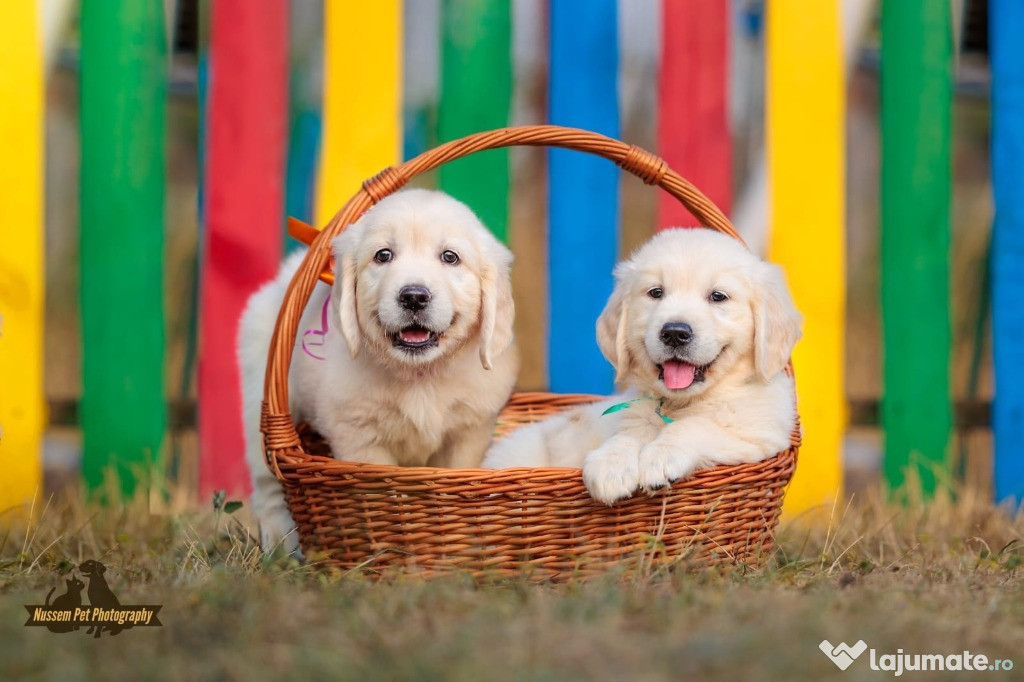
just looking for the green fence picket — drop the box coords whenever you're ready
[880,1,953,493]
[80,3,167,494]
[438,0,512,242]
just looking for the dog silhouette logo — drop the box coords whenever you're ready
[24,560,162,637]
[819,640,868,670]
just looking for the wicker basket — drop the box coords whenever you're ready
[261,125,800,579]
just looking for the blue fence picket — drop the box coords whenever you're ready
[991,0,1024,502]
[548,0,619,394]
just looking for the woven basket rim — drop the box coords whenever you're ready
[278,419,798,488]
[273,451,798,489]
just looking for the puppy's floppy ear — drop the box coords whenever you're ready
[596,265,632,385]
[331,226,363,357]
[478,239,515,370]
[752,262,803,381]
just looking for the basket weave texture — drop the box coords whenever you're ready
[261,125,800,578]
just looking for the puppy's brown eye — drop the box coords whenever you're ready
[647,287,663,299]
[374,248,393,264]
[709,290,728,302]
[440,250,459,265]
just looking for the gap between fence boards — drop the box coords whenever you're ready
[45,398,992,431]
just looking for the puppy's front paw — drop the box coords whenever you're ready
[583,445,641,505]
[259,512,303,558]
[638,440,698,493]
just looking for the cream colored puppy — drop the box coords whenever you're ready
[483,228,801,505]
[240,189,518,553]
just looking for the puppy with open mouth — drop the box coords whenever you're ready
[239,189,518,553]
[483,228,801,505]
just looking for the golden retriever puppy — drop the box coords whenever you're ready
[240,189,518,553]
[483,228,801,505]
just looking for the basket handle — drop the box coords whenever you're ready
[260,124,741,479]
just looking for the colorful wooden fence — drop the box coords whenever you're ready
[991,0,1024,503]
[766,1,845,512]
[198,0,289,495]
[315,2,402,226]
[657,0,731,229]
[79,2,167,495]
[548,0,619,395]
[0,0,44,513]
[283,9,323,235]
[6,2,1024,515]
[880,1,953,494]
[439,0,512,243]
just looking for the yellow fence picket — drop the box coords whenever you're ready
[0,0,44,514]
[767,0,846,515]
[315,1,403,226]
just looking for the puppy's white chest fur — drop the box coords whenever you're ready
[289,286,514,467]
[312,367,479,462]
[389,384,448,452]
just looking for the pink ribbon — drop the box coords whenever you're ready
[301,295,331,361]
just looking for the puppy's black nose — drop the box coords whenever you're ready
[398,285,431,311]
[660,322,693,347]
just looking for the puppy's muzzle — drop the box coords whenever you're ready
[660,322,693,348]
[398,284,431,311]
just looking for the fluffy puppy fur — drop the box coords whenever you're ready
[240,189,518,553]
[483,228,801,505]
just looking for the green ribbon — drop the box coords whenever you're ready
[601,397,674,424]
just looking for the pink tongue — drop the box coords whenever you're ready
[662,360,696,390]
[400,328,431,343]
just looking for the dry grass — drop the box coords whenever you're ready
[2,481,1023,682]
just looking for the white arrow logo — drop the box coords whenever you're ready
[819,640,868,670]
